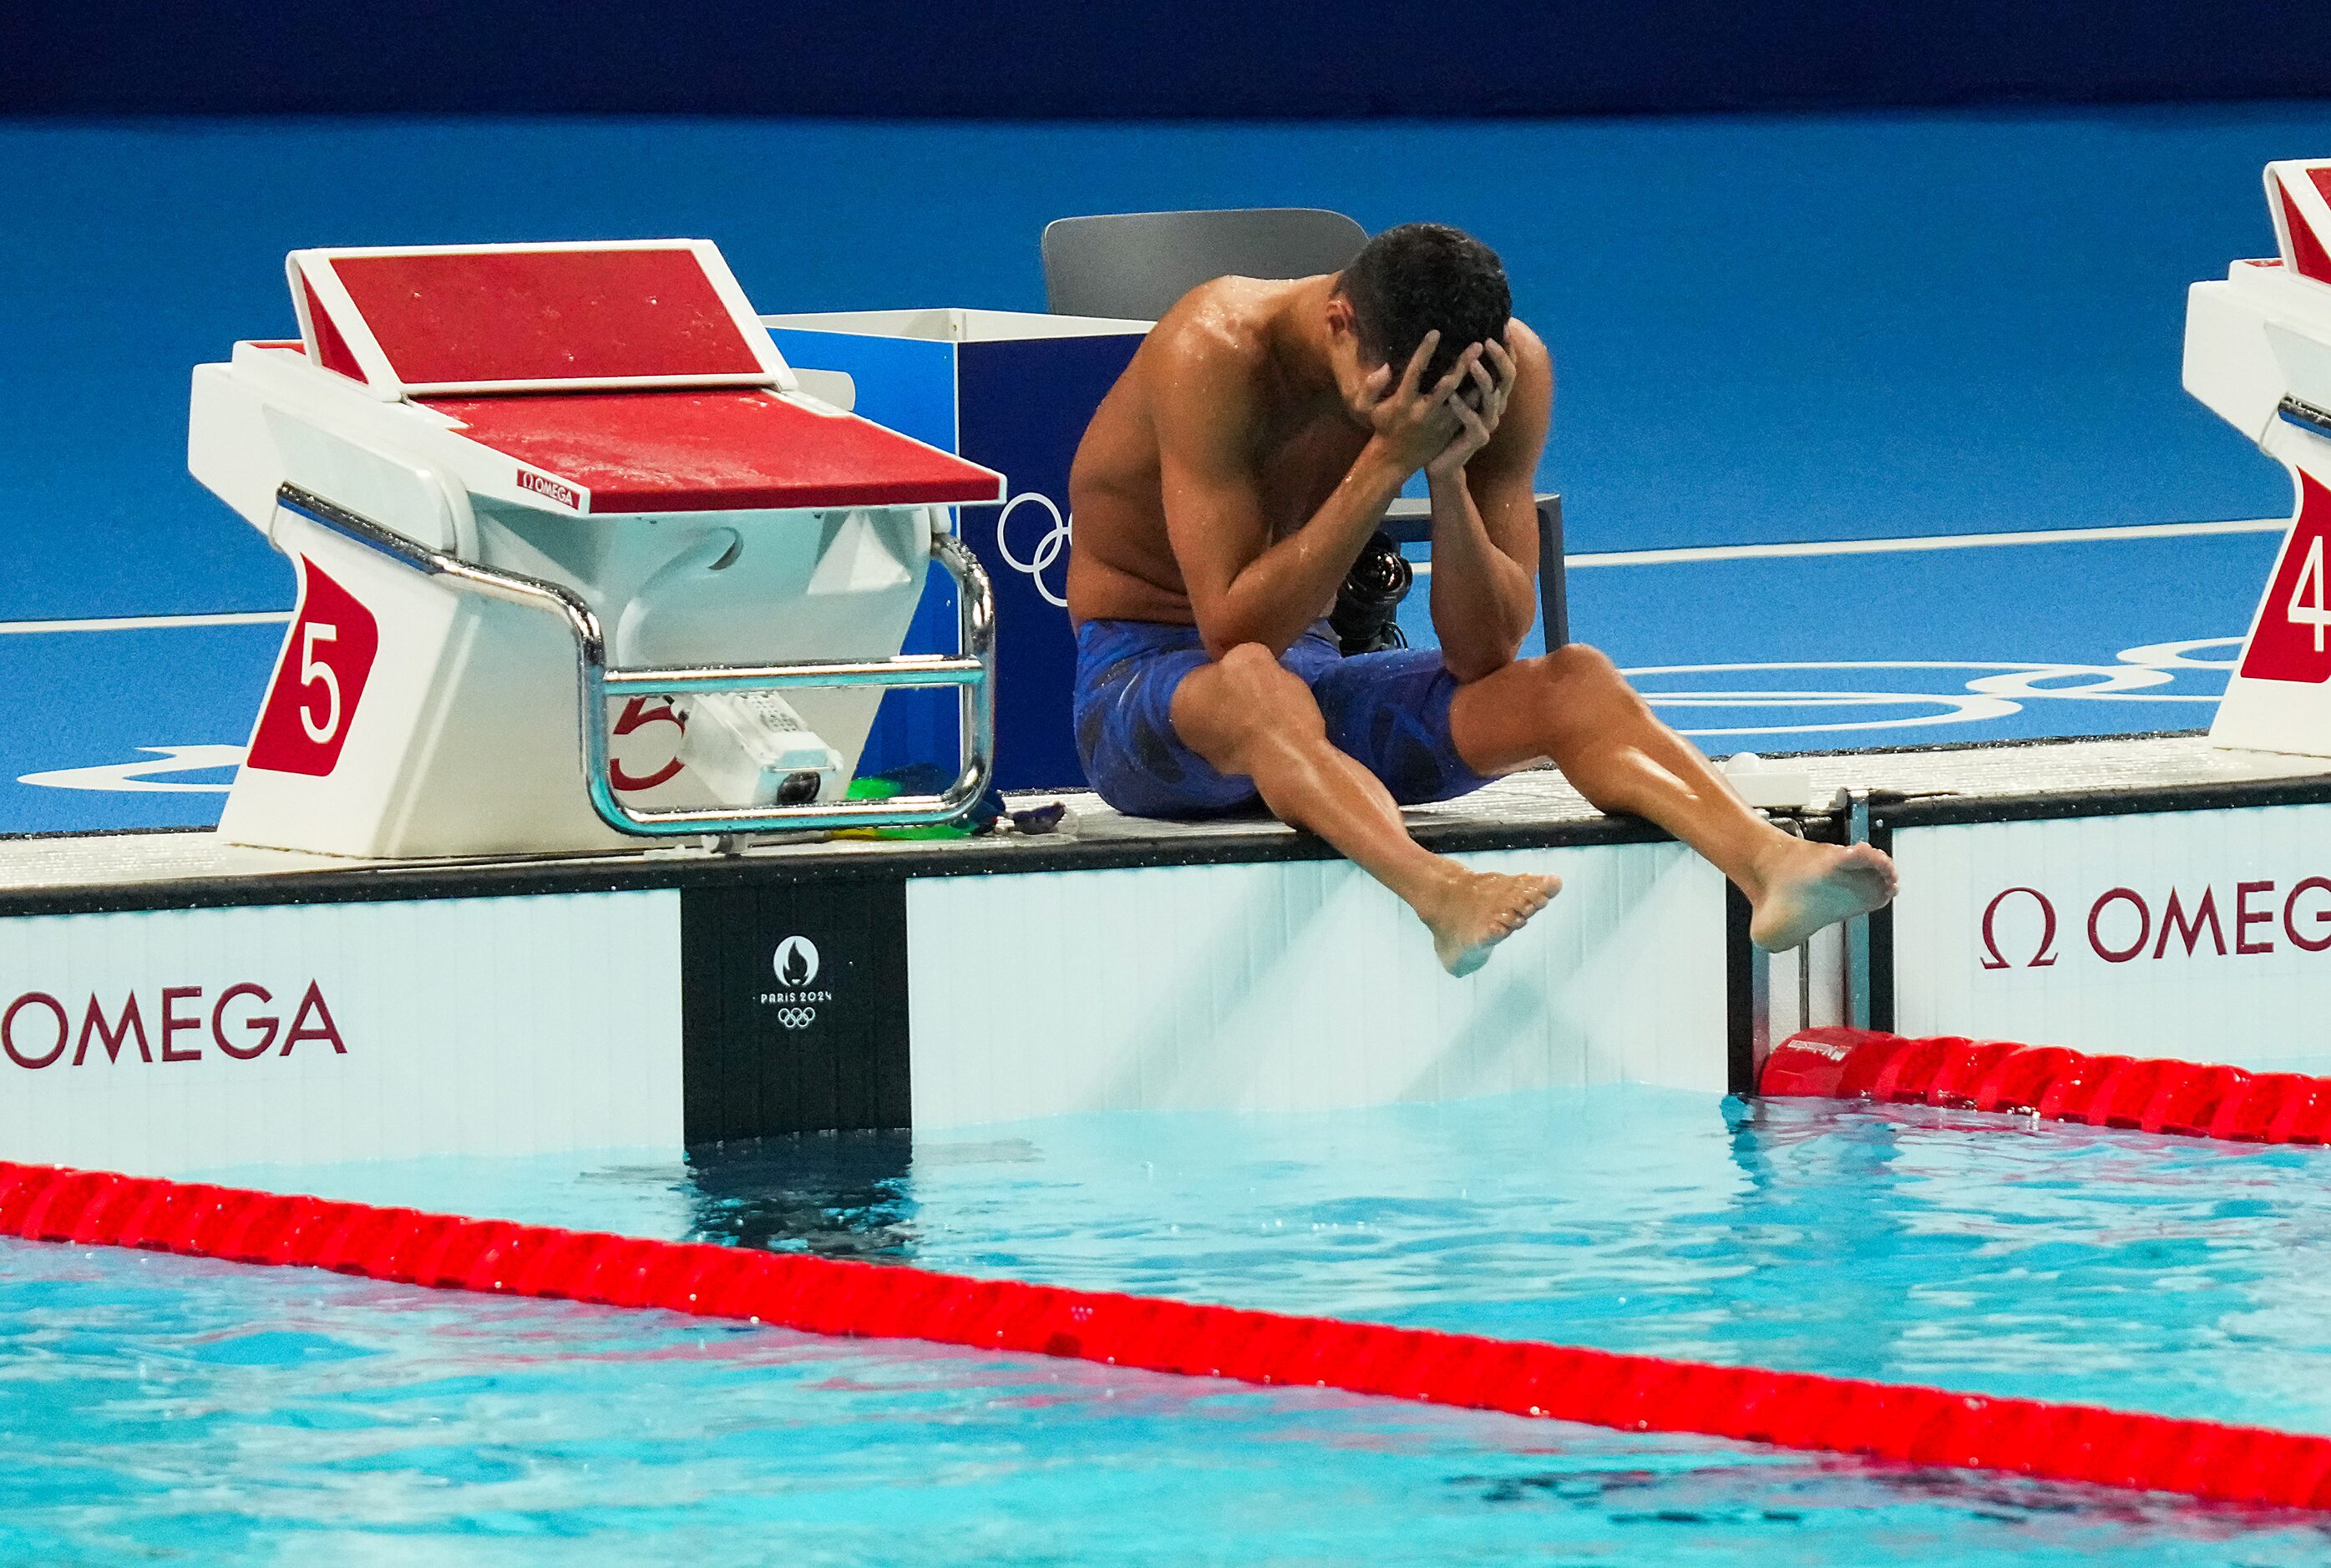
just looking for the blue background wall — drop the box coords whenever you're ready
[4,11,2328,822]
[2,108,2322,621]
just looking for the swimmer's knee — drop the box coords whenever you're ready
[1185,643,1323,746]
[1213,643,1310,707]
[1540,642,1621,687]
[1214,641,1281,679]
[1532,642,1646,728]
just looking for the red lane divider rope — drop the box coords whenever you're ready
[1766,1028,2331,1145]
[3,1160,2329,1509]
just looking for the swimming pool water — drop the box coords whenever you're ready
[11,1087,2331,1562]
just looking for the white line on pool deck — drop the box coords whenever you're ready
[1561,517,2283,569]
[1404,516,2283,579]
[0,610,293,636]
[1,518,2288,627]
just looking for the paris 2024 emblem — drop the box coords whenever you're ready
[762,935,832,1029]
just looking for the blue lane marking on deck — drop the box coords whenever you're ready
[1568,529,2280,745]
[0,624,278,834]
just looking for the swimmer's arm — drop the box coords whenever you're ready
[1425,326,1551,682]
[1158,340,1406,660]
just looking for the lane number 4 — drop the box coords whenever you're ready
[2239,473,2331,685]
[2291,534,2331,655]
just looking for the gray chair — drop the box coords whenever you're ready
[1379,496,1568,652]
[1039,205,1567,649]
[1040,208,1367,321]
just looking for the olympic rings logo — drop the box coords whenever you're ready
[995,491,1072,609]
[774,1006,818,1030]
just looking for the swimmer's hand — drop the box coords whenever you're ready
[1425,330,1517,483]
[1359,330,1481,477]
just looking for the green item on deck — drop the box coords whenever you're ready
[839,775,970,838]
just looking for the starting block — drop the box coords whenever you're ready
[2187,160,2331,755]
[188,241,1006,857]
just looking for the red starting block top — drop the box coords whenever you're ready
[422,389,1002,513]
[333,247,762,384]
[290,240,791,396]
[2272,160,2331,286]
[276,240,1003,512]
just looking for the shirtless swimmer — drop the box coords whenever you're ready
[1065,222,1895,976]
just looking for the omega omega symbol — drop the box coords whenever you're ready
[772,935,821,988]
[1979,887,2060,969]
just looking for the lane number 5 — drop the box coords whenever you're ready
[299,622,342,741]
[245,559,379,777]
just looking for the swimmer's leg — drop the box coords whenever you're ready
[1172,643,1560,977]
[1448,645,1896,950]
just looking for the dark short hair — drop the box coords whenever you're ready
[1335,222,1511,386]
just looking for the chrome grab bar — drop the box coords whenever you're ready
[277,483,997,836]
[2282,395,2331,442]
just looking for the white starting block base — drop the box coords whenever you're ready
[189,241,1006,862]
[2187,158,2331,757]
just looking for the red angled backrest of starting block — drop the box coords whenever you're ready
[267,238,1002,514]
[2268,161,2331,287]
[287,241,789,397]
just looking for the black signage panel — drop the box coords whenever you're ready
[680,878,911,1142]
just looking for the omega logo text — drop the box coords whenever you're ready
[1975,877,2331,969]
[0,981,347,1070]
[516,469,582,509]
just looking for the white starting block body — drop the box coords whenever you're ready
[2187,160,2331,756]
[188,241,1005,858]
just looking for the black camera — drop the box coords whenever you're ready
[1330,530,1413,655]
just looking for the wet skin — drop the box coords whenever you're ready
[1067,274,1894,969]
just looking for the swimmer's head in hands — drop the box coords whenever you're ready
[1323,222,1512,422]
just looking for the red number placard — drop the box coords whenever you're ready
[2238,473,2331,685]
[245,560,380,776]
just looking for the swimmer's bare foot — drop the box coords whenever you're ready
[1747,838,1898,951]
[1419,870,1563,977]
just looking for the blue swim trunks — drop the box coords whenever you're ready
[1072,619,1496,819]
